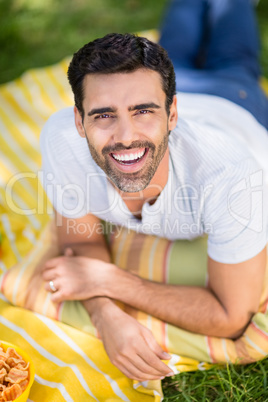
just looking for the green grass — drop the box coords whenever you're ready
[1,1,268,400]
[162,360,268,401]
[0,0,166,85]
[258,0,268,78]
[0,0,267,84]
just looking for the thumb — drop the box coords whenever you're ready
[159,350,172,360]
[64,247,74,257]
[143,329,171,360]
[50,291,63,304]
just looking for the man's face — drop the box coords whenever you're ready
[74,69,177,193]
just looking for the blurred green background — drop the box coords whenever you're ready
[0,0,267,85]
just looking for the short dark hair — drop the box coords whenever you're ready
[67,33,176,118]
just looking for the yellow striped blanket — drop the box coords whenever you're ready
[1,30,268,401]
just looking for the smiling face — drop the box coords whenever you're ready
[74,68,178,193]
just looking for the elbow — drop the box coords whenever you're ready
[223,325,247,340]
[214,313,252,340]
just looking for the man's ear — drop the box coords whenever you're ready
[168,95,178,131]
[74,106,86,138]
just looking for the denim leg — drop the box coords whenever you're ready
[159,0,207,69]
[159,0,268,128]
[204,0,261,78]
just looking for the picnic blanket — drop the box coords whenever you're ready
[1,30,268,401]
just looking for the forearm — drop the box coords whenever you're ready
[105,270,249,338]
[62,241,116,321]
[83,297,116,330]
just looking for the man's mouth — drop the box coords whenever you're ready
[110,148,147,165]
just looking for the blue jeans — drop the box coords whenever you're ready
[159,0,268,129]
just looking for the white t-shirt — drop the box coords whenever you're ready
[40,93,268,264]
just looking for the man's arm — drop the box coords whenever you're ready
[44,212,173,381]
[44,214,266,339]
[100,249,267,338]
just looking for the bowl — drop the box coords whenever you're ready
[0,340,35,402]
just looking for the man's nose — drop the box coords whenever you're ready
[114,115,138,146]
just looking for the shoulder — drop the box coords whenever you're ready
[40,107,76,146]
[173,92,268,181]
[40,107,90,166]
[168,116,262,187]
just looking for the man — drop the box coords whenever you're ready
[40,0,268,382]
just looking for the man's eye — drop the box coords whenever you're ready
[95,114,112,119]
[137,110,151,115]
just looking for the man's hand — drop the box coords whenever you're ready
[42,252,115,303]
[88,299,173,381]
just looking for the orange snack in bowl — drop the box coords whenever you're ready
[17,380,28,393]
[0,342,31,402]
[5,368,28,384]
[0,368,6,382]
[0,351,7,363]
[2,383,22,400]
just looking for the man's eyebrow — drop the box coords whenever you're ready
[87,107,117,117]
[87,103,160,116]
[128,102,161,111]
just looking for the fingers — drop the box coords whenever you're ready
[44,279,59,293]
[131,328,173,379]
[42,254,68,286]
[50,289,64,303]
[113,350,172,381]
[42,267,58,282]
[143,329,171,360]
[42,259,61,296]
[114,356,167,381]
[43,280,65,303]
[110,331,173,380]
[43,248,73,273]
[43,256,64,269]
[136,346,173,379]
[130,353,170,379]
[143,329,170,357]
[42,249,74,302]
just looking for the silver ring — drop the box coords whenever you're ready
[49,280,57,292]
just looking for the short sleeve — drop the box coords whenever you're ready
[205,158,268,264]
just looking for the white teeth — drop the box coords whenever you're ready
[112,149,145,162]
